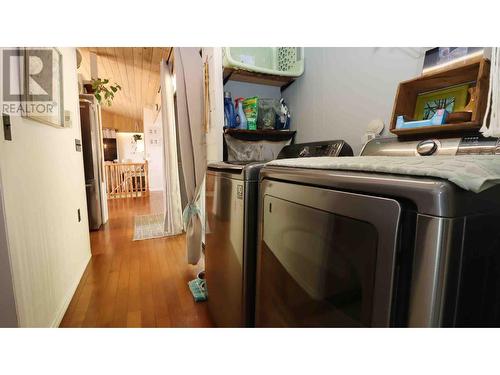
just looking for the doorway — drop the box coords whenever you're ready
[59,48,211,327]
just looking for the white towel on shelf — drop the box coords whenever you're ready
[267,156,500,193]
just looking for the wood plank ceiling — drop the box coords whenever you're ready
[78,47,172,132]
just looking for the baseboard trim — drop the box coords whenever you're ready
[51,253,91,328]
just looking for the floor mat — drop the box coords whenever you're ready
[133,213,168,241]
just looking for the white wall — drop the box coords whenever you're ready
[282,48,424,154]
[116,132,145,162]
[0,47,91,327]
[143,107,164,191]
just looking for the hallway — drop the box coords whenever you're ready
[60,192,213,327]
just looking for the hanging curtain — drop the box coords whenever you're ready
[160,59,183,236]
[481,47,500,137]
[174,48,207,265]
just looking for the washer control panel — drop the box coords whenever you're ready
[297,143,340,157]
[456,136,500,155]
[278,140,354,159]
[362,136,500,156]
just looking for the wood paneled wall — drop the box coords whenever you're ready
[102,110,142,133]
[78,47,172,131]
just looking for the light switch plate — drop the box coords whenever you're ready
[64,110,72,127]
[2,113,12,141]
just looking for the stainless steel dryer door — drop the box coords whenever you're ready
[256,180,403,327]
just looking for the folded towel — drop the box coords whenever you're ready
[267,155,500,193]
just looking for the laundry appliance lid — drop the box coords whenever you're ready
[207,161,265,181]
[260,165,500,217]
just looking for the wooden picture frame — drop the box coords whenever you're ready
[22,47,65,128]
[413,84,470,120]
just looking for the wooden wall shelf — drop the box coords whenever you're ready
[223,67,295,88]
[390,59,490,137]
[391,122,482,138]
[224,128,296,141]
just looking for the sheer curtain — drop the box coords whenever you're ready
[160,59,183,236]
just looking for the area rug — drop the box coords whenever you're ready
[133,213,168,241]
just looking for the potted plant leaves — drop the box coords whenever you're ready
[86,78,122,106]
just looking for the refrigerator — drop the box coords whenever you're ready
[80,94,107,230]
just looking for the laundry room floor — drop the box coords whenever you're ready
[59,192,213,328]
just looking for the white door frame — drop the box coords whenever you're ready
[0,165,19,327]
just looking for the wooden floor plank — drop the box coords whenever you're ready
[59,263,91,327]
[138,244,156,327]
[60,192,213,328]
[110,246,131,327]
[96,254,121,327]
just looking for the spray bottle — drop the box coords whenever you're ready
[234,97,247,130]
[224,91,236,128]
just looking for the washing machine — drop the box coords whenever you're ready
[255,135,500,327]
[205,140,353,327]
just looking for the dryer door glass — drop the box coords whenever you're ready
[256,182,402,327]
[261,197,377,326]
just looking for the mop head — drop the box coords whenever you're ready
[188,278,207,302]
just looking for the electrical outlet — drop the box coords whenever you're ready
[77,208,81,222]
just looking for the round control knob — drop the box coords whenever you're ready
[416,140,438,156]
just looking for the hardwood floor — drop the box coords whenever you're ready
[60,192,213,328]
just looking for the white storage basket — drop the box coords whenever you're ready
[223,47,304,77]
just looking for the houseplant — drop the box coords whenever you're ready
[85,78,122,106]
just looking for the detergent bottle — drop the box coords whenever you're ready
[234,97,247,129]
[224,91,236,128]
